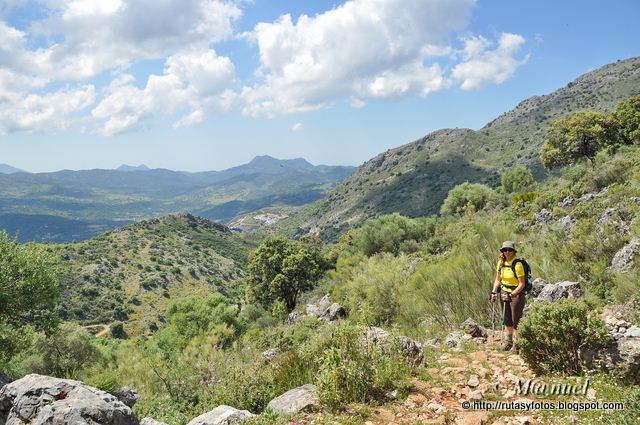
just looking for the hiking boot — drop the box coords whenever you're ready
[501,340,513,351]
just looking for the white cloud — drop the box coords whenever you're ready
[291,122,303,132]
[92,50,236,135]
[0,0,241,134]
[241,0,474,117]
[0,85,95,135]
[452,33,529,90]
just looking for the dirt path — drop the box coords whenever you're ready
[364,335,542,425]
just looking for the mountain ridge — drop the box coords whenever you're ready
[285,56,640,240]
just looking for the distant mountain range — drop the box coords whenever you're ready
[282,56,640,240]
[0,163,26,174]
[0,156,355,242]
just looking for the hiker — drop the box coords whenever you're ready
[490,241,526,351]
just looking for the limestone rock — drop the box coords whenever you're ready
[529,278,547,298]
[262,349,279,361]
[445,331,471,351]
[516,220,530,230]
[597,208,630,235]
[366,327,392,343]
[187,405,255,425]
[534,208,553,224]
[114,386,139,408]
[266,384,319,416]
[397,336,424,364]
[534,281,581,302]
[610,237,640,272]
[460,318,488,338]
[558,196,575,207]
[556,215,576,232]
[0,374,137,425]
[320,303,347,321]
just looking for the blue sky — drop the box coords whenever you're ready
[1,0,639,172]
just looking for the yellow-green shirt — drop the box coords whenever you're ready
[497,259,525,292]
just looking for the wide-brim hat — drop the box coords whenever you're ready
[500,241,517,252]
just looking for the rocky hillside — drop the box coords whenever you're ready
[288,56,640,240]
[49,213,254,336]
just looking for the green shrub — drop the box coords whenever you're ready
[440,182,495,215]
[501,166,534,193]
[512,191,541,205]
[313,323,413,411]
[518,300,609,374]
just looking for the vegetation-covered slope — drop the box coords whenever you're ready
[48,213,254,336]
[288,56,640,240]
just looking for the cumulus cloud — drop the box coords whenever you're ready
[92,50,236,135]
[0,85,95,135]
[452,33,529,90]
[241,0,473,117]
[0,0,241,134]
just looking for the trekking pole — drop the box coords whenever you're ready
[501,297,507,341]
[491,298,496,333]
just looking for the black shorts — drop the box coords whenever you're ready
[500,291,526,328]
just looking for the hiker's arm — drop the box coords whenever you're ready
[511,276,526,296]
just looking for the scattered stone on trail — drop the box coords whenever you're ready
[468,390,483,401]
[141,419,168,425]
[534,208,553,224]
[187,405,255,425]
[397,336,424,363]
[460,318,488,338]
[445,331,472,351]
[114,386,139,408]
[0,374,137,425]
[558,196,575,207]
[467,375,480,388]
[556,215,576,232]
[534,281,581,302]
[610,237,640,272]
[266,384,320,416]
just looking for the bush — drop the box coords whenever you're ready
[313,323,413,410]
[501,166,534,193]
[440,182,495,215]
[518,300,609,374]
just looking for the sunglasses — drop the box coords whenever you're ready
[501,248,515,252]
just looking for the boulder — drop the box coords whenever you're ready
[557,196,575,207]
[529,278,547,298]
[534,281,581,303]
[0,374,138,425]
[320,303,347,321]
[610,237,640,272]
[317,294,332,313]
[460,318,488,338]
[266,384,320,416]
[187,405,255,425]
[597,208,630,235]
[556,215,576,232]
[580,335,640,384]
[140,419,168,425]
[114,387,139,408]
[397,336,424,364]
[534,208,553,224]
[445,331,471,351]
[305,304,320,317]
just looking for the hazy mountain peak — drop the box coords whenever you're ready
[0,163,26,174]
[117,164,151,172]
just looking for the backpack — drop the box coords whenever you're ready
[501,257,532,293]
